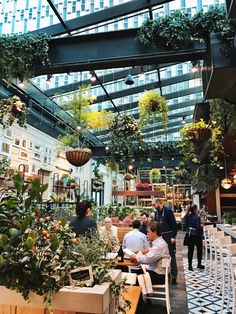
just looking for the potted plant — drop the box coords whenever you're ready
[58,85,110,167]
[182,120,212,143]
[108,114,144,160]
[138,90,168,132]
[136,182,151,191]
[124,173,134,181]
[0,95,27,129]
[0,175,130,314]
[149,168,161,184]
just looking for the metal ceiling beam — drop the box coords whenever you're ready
[46,0,71,35]
[92,72,200,104]
[31,0,173,37]
[35,29,206,76]
[46,63,179,97]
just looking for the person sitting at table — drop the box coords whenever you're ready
[69,200,97,236]
[123,220,148,252]
[139,213,149,235]
[99,217,119,251]
[130,221,170,285]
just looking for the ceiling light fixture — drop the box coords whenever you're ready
[182,116,186,124]
[125,70,134,85]
[18,77,24,88]
[90,71,96,82]
[221,158,232,189]
[191,60,198,73]
[105,145,109,151]
[139,65,145,80]
[46,74,52,85]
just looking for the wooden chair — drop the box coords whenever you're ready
[117,227,132,243]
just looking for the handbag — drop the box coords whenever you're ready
[183,233,190,246]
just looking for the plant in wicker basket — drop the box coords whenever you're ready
[138,90,168,132]
[0,95,27,129]
[58,85,111,167]
[149,168,162,184]
[108,114,144,160]
[124,173,134,181]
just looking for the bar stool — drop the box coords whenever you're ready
[203,225,214,274]
[228,243,236,314]
[216,236,232,313]
[206,227,218,282]
[212,231,225,295]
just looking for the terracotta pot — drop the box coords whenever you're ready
[187,127,211,143]
[65,149,91,167]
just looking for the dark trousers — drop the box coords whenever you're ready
[147,270,165,285]
[163,235,178,278]
[187,235,203,267]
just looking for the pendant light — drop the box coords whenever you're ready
[233,174,236,184]
[221,159,232,189]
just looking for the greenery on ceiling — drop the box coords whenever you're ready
[0,95,27,128]
[58,85,111,150]
[138,90,168,132]
[0,33,50,82]
[138,6,236,50]
[108,114,144,159]
[192,163,220,193]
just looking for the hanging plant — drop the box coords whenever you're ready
[183,120,212,143]
[124,173,134,181]
[0,33,50,82]
[149,168,161,184]
[0,95,27,128]
[138,6,236,50]
[58,85,110,167]
[92,161,104,190]
[108,114,144,159]
[139,90,168,132]
[192,163,219,193]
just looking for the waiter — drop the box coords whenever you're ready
[152,197,178,284]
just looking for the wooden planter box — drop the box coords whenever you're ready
[203,33,236,104]
[0,270,121,314]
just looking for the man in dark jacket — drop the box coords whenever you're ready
[153,198,178,284]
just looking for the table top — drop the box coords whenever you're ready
[121,286,141,314]
[115,258,138,267]
[217,224,236,238]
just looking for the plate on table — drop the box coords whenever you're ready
[105,252,118,260]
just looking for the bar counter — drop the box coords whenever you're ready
[217,224,236,242]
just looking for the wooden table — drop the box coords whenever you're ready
[121,286,141,314]
[115,259,138,267]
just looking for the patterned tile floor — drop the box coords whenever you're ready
[183,258,233,314]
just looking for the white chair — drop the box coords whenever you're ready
[212,231,225,295]
[207,228,218,283]
[228,243,236,314]
[144,258,171,314]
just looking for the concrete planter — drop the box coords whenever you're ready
[0,270,121,314]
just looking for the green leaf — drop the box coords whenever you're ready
[0,234,8,246]
[50,235,59,252]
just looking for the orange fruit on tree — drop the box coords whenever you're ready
[71,238,78,244]
[53,226,60,232]
[45,233,51,239]
[42,230,47,236]
[45,216,51,221]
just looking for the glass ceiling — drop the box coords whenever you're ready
[0,0,225,146]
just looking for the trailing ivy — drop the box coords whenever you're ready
[0,33,50,82]
[192,163,219,193]
[138,6,236,49]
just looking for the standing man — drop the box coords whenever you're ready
[152,198,178,284]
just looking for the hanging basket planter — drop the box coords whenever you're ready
[187,127,212,143]
[124,173,134,181]
[65,148,91,167]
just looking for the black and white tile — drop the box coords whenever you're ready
[183,258,233,314]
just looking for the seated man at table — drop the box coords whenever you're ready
[123,220,148,253]
[130,221,170,285]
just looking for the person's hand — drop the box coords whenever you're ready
[140,248,149,254]
[130,254,137,262]
[171,238,176,244]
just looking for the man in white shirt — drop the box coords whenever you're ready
[123,220,148,252]
[131,221,170,285]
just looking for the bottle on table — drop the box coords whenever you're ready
[117,245,124,262]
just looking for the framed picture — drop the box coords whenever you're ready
[33,152,41,161]
[19,150,28,160]
[69,266,93,287]
[1,142,11,156]
[29,141,33,150]
[4,129,13,139]
[34,144,41,151]
[21,139,27,149]
[13,136,21,147]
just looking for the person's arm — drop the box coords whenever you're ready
[143,234,149,248]
[133,246,163,264]
[167,208,177,238]
[122,234,127,249]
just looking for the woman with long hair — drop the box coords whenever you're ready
[184,204,204,271]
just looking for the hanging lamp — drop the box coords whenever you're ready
[221,159,232,189]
